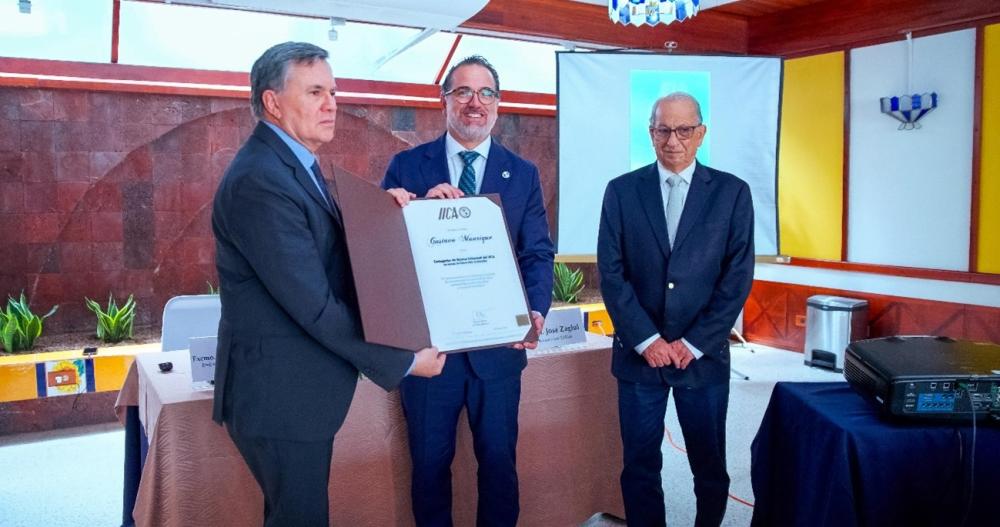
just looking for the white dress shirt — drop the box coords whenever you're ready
[445,132,491,193]
[635,160,704,360]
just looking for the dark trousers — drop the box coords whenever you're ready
[617,378,730,527]
[226,424,334,527]
[401,352,521,527]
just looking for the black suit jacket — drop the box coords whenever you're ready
[598,161,755,388]
[211,122,412,441]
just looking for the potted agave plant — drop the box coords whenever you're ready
[0,292,58,353]
[85,293,137,344]
[552,262,585,304]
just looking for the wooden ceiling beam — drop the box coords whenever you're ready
[748,0,1000,56]
[463,0,748,54]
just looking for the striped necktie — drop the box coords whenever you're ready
[458,150,479,195]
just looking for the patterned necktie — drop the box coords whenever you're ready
[665,175,684,248]
[311,161,340,220]
[458,150,479,196]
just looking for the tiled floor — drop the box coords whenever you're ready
[0,422,126,527]
[661,343,841,526]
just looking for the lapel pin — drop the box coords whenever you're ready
[501,170,511,179]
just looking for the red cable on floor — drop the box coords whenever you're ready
[664,425,755,508]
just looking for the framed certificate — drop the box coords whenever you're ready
[335,171,534,353]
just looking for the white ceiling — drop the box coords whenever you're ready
[153,0,489,29]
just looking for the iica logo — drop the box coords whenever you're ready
[439,206,472,220]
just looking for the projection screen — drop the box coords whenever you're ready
[556,51,782,257]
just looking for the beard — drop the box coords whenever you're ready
[447,111,495,145]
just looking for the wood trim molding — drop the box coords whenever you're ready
[463,0,748,53]
[743,278,1000,351]
[111,0,121,64]
[0,57,555,116]
[970,25,985,272]
[435,34,463,86]
[748,0,1000,57]
[785,257,1000,286]
[0,57,249,85]
[841,50,850,262]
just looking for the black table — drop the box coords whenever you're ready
[751,382,999,527]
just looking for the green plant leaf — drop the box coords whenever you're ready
[85,297,101,313]
[552,262,586,304]
[22,316,40,349]
[87,293,137,343]
[0,293,55,351]
[1,320,15,353]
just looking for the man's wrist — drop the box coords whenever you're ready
[681,338,703,359]
[405,356,416,376]
[635,334,658,355]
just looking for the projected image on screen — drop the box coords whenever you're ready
[557,52,782,257]
[630,70,711,170]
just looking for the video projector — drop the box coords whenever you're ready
[844,336,1000,421]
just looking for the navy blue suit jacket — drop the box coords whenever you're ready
[212,122,412,441]
[598,161,755,387]
[382,135,554,379]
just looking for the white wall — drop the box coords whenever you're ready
[848,29,976,271]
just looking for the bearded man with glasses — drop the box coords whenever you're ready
[381,55,554,527]
[597,93,755,527]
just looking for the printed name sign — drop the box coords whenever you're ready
[188,336,217,387]
[537,307,587,350]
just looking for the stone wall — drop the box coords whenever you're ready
[0,87,557,333]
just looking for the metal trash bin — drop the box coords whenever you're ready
[804,295,868,372]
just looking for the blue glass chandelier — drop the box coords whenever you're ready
[880,93,938,130]
[880,32,938,130]
[608,0,701,26]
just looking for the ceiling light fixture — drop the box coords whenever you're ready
[879,32,939,130]
[328,17,346,41]
[609,0,700,27]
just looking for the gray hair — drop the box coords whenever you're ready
[649,92,703,125]
[250,42,329,120]
[441,55,500,94]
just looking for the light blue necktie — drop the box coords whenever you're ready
[458,151,479,195]
[666,175,684,248]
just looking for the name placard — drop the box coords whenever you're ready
[188,336,217,388]
[537,307,587,350]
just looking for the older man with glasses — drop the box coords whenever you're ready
[211,42,446,527]
[597,92,755,527]
[381,55,554,527]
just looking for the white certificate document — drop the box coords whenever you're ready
[402,197,531,352]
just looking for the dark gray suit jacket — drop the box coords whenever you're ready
[598,161,755,388]
[211,122,412,441]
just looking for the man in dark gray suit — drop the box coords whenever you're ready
[598,93,754,527]
[211,42,445,527]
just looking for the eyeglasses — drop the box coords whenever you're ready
[650,124,702,140]
[443,86,500,105]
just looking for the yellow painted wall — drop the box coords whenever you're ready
[94,355,135,392]
[979,24,1000,273]
[778,52,845,260]
[0,363,39,403]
